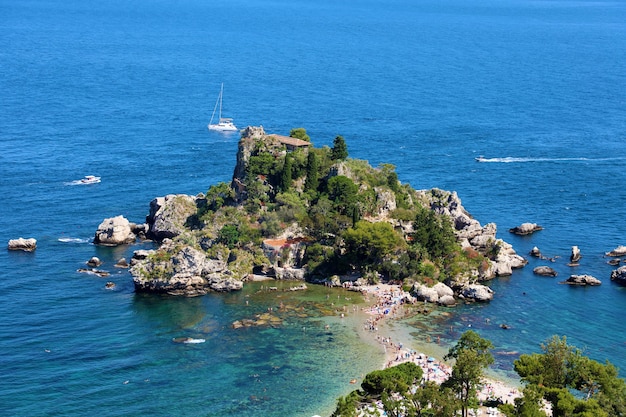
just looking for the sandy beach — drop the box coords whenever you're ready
[354,283,523,415]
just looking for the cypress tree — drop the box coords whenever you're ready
[280,154,293,192]
[304,151,319,192]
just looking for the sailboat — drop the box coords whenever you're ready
[208,83,238,132]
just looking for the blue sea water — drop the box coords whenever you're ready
[1,0,626,415]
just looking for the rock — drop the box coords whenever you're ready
[561,275,601,286]
[608,259,621,266]
[7,237,37,252]
[533,266,558,277]
[273,266,306,280]
[530,246,542,257]
[130,243,243,296]
[459,284,494,302]
[411,283,440,303]
[115,258,129,268]
[105,281,116,289]
[433,282,454,298]
[438,295,457,306]
[94,215,136,245]
[147,194,198,241]
[509,223,543,236]
[606,246,626,257]
[610,266,626,285]
[570,246,582,263]
[87,256,102,267]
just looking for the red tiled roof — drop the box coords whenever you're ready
[269,134,311,148]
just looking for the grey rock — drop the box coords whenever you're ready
[509,223,543,236]
[610,266,626,285]
[561,274,601,286]
[94,215,136,246]
[459,284,494,302]
[7,237,37,251]
[606,246,626,257]
[570,246,582,263]
[147,194,198,241]
[533,266,558,277]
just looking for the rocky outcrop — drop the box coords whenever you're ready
[7,237,37,252]
[420,189,526,279]
[533,266,558,277]
[530,246,542,257]
[94,216,136,245]
[610,266,626,286]
[458,284,494,302]
[509,223,543,236]
[561,275,601,286]
[147,194,198,241]
[606,246,626,257]
[411,282,469,305]
[87,257,102,267]
[570,246,582,264]
[129,242,243,296]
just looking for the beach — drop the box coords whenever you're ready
[354,284,523,416]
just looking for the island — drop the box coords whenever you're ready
[100,126,526,302]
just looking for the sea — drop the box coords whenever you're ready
[1,0,625,415]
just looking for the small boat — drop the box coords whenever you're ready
[79,175,101,184]
[208,83,238,132]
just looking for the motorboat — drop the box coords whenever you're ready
[79,175,101,184]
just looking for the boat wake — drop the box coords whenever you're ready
[475,156,626,163]
[58,237,90,243]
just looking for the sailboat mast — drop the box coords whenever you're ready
[219,83,224,120]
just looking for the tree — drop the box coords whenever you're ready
[279,154,293,192]
[326,175,359,215]
[412,206,458,259]
[514,335,577,389]
[512,336,626,417]
[500,385,548,417]
[217,225,240,249]
[331,135,348,160]
[342,221,406,267]
[289,127,310,142]
[304,150,320,193]
[443,330,494,417]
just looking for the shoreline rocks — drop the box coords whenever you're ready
[7,237,37,252]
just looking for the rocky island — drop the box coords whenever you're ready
[98,126,527,301]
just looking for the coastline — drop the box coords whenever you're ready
[349,284,523,413]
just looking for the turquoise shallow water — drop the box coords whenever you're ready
[1,0,626,415]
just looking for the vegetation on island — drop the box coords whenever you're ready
[185,126,488,287]
[332,332,626,417]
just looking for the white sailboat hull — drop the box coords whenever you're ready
[208,122,238,132]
